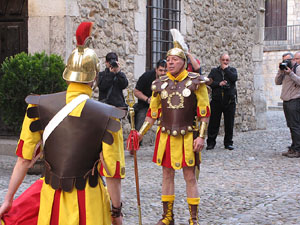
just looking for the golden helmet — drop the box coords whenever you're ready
[166,47,186,61]
[63,22,100,83]
[167,29,188,64]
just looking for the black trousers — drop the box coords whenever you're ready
[134,106,148,131]
[283,98,300,152]
[207,99,236,147]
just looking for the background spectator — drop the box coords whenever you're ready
[275,52,300,158]
[133,59,167,131]
[98,52,128,109]
[206,53,238,150]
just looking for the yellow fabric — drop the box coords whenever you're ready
[17,104,42,160]
[101,124,125,178]
[17,83,111,225]
[1,219,4,225]
[195,83,210,116]
[37,178,55,225]
[187,197,200,205]
[66,82,92,117]
[85,179,111,225]
[59,188,79,225]
[166,70,188,81]
[161,195,175,202]
[149,71,210,170]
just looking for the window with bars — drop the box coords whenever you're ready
[146,0,181,70]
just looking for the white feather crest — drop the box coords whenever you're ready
[170,29,188,53]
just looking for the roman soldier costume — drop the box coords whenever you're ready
[138,30,210,225]
[1,22,126,225]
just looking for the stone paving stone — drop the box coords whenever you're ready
[1,111,300,224]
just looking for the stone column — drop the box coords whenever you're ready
[28,0,79,61]
[133,0,146,80]
[252,0,267,130]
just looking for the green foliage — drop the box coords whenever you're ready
[0,52,67,133]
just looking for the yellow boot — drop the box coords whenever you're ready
[187,198,200,225]
[156,195,175,225]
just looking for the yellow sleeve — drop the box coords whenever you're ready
[149,92,162,119]
[195,84,210,117]
[16,104,42,160]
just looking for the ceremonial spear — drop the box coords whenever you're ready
[126,89,142,225]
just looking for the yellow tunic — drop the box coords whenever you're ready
[4,83,112,225]
[150,70,210,170]
[101,125,125,178]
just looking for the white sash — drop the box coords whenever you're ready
[42,94,89,146]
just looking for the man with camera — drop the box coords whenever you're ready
[206,53,238,150]
[275,52,300,158]
[97,52,128,224]
[98,52,128,108]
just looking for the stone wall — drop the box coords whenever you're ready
[181,0,265,131]
[27,0,266,144]
[288,0,300,25]
[74,0,139,84]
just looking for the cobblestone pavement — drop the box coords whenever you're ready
[1,111,300,225]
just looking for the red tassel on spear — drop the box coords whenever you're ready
[126,89,142,225]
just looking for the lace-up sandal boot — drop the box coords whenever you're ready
[187,198,200,225]
[111,203,123,225]
[156,195,175,225]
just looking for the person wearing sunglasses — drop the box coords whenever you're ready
[206,53,238,151]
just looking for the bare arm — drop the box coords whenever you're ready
[186,53,201,72]
[134,88,150,104]
[0,157,31,217]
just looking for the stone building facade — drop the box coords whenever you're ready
[263,0,300,108]
[27,0,266,141]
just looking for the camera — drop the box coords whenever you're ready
[109,59,118,68]
[222,83,230,89]
[279,59,292,70]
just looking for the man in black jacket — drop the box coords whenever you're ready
[133,59,167,131]
[206,53,238,150]
[98,52,128,108]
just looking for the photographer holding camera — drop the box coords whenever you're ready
[275,52,300,158]
[206,53,238,150]
[98,52,128,108]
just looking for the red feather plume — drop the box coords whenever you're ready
[76,22,93,46]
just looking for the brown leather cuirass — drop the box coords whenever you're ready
[25,92,125,192]
[152,73,205,136]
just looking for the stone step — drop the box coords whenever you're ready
[0,138,18,156]
[268,106,283,111]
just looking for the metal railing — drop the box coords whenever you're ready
[264,25,300,46]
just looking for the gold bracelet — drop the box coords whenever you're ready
[138,121,151,136]
[199,121,208,138]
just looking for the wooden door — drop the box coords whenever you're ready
[0,0,28,66]
[0,0,28,134]
[264,0,287,41]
